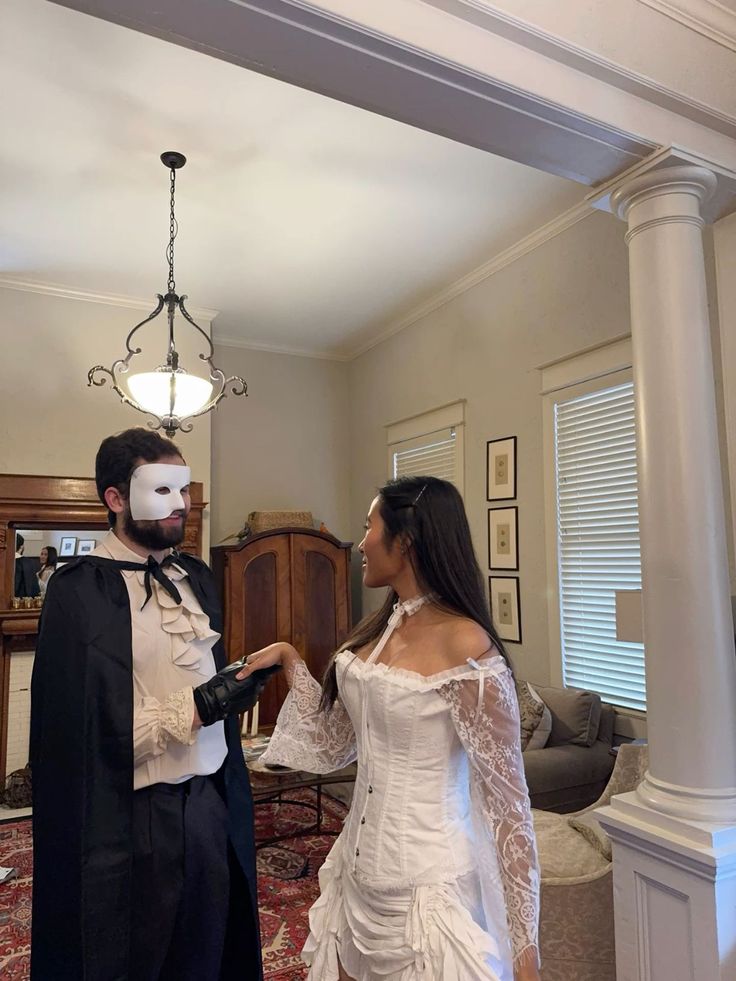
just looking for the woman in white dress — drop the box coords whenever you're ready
[36,545,58,597]
[241,476,540,981]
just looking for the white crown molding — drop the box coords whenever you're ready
[0,276,219,322]
[638,0,736,53]
[344,199,594,361]
[214,332,351,362]
[426,0,736,137]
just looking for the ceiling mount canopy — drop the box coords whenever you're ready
[87,151,247,437]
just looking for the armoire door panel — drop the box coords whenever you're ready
[243,539,290,727]
[292,534,351,686]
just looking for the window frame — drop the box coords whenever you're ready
[386,400,465,494]
[541,338,646,732]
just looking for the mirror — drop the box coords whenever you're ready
[13,528,109,604]
[1,473,206,612]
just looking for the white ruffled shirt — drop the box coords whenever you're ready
[93,531,227,790]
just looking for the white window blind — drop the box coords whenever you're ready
[554,381,646,711]
[391,428,457,483]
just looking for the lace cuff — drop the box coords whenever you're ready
[439,657,540,969]
[260,660,356,774]
[133,687,196,764]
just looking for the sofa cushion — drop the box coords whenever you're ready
[533,809,610,879]
[516,679,545,750]
[523,742,614,796]
[535,685,602,747]
[568,810,612,862]
[526,684,552,750]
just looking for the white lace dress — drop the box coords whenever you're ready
[260,599,540,981]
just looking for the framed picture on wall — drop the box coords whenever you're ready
[59,537,77,557]
[488,506,519,571]
[489,576,522,643]
[77,540,96,555]
[486,436,517,501]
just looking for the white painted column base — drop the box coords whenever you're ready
[598,796,736,981]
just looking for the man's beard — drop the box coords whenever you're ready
[122,508,186,551]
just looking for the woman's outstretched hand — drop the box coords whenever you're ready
[236,642,297,680]
[514,963,541,981]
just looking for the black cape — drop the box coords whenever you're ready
[30,552,263,981]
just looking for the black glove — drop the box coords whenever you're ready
[193,660,282,727]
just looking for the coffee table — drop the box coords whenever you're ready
[246,756,356,848]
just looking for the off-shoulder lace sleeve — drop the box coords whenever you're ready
[439,658,540,971]
[259,659,357,774]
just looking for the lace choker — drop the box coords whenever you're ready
[387,593,433,628]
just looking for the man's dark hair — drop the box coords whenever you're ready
[95,428,185,527]
[16,533,24,553]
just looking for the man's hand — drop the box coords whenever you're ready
[193,661,282,727]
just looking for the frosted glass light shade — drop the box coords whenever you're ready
[127,371,213,418]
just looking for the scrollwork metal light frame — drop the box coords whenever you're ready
[88,151,247,437]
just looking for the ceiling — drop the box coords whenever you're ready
[0,0,585,359]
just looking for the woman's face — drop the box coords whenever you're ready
[359,496,404,588]
[40,548,48,565]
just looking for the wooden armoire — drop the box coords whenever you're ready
[211,528,352,728]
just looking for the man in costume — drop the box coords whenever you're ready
[31,428,276,980]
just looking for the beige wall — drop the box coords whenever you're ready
[0,286,212,547]
[209,344,351,547]
[347,210,632,686]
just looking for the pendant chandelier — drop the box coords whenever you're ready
[88,151,247,437]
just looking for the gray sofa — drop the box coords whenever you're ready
[523,685,615,813]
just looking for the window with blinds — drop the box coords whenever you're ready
[391,427,458,482]
[554,380,646,711]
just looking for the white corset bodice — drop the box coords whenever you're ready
[337,653,477,885]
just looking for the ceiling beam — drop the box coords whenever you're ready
[50,0,659,186]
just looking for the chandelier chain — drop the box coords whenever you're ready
[166,166,177,294]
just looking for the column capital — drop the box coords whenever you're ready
[611,164,717,223]
[588,146,736,225]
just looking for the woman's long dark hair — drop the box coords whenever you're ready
[41,546,58,571]
[320,475,509,710]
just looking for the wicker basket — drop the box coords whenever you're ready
[246,510,313,534]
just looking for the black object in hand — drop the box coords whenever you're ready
[193,660,282,727]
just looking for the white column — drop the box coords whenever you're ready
[597,165,736,981]
[613,165,736,822]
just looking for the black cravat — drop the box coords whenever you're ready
[103,553,183,609]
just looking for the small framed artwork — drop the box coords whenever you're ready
[488,506,519,571]
[77,539,96,555]
[59,536,77,557]
[487,436,517,501]
[489,576,522,644]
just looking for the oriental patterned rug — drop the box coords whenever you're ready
[0,788,347,980]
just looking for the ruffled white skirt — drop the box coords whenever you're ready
[302,837,511,981]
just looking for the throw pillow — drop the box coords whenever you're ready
[525,684,552,750]
[568,810,612,862]
[534,685,602,747]
[516,679,545,751]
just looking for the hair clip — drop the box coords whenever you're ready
[412,484,428,506]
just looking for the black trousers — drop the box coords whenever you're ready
[131,775,231,981]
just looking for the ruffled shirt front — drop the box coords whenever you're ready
[93,531,227,790]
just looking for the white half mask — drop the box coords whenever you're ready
[129,463,191,521]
